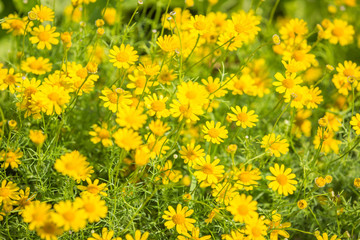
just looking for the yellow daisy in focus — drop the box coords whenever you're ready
[157,34,180,53]
[31,5,55,22]
[144,93,170,118]
[0,68,22,93]
[179,142,205,167]
[100,86,132,113]
[201,76,228,98]
[125,230,149,240]
[30,24,59,50]
[226,194,258,223]
[176,81,209,106]
[233,164,261,191]
[109,44,138,69]
[266,163,297,196]
[350,113,360,135]
[260,133,289,157]
[273,72,302,95]
[193,155,224,185]
[52,200,87,232]
[202,121,228,144]
[228,106,258,128]
[162,204,196,234]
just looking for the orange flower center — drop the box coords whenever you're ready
[237,204,249,216]
[151,100,165,112]
[42,222,57,234]
[48,92,59,102]
[83,202,95,213]
[63,211,75,222]
[38,31,50,41]
[206,83,217,93]
[237,112,248,122]
[185,90,197,99]
[116,51,129,62]
[332,27,344,37]
[239,172,251,183]
[29,60,43,70]
[87,185,100,194]
[293,50,305,61]
[107,92,118,103]
[276,174,288,185]
[194,21,206,31]
[186,150,197,160]
[202,163,214,174]
[4,75,16,85]
[282,78,294,89]
[343,68,354,77]
[172,214,185,224]
[98,129,110,139]
[135,79,145,88]
[207,128,219,138]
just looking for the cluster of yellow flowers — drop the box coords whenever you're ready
[0,0,360,239]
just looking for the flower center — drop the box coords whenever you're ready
[185,90,197,99]
[107,92,118,103]
[38,31,50,41]
[343,68,354,77]
[4,75,16,85]
[98,129,110,139]
[83,202,95,213]
[87,185,100,194]
[63,211,75,222]
[29,60,42,70]
[76,68,88,79]
[151,100,165,112]
[237,204,249,216]
[48,92,59,102]
[206,83,217,93]
[207,128,219,138]
[282,79,294,89]
[276,174,288,185]
[135,79,145,88]
[11,20,23,30]
[172,214,185,224]
[293,50,305,61]
[237,112,248,122]
[42,222,57,234]
[186,150,196,160]
[239,172,251,183]
[116,51,129,62]
[202,163,214,174]
[332,27,344,37]
[194,21,206,31]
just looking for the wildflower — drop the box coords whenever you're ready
[222,229,245,240]
[226,74,255,96]
[77,178,108,197]
[313,128,341,154]
[148,119,170,137]
[75,194,108,223]
[100,86,132,113]
[325,175,333,184]
[127,70,150,95]
[201,76,227,98]
[0,149,23,169]
[228,10,261,43]
[125,230,149,240]
[0,180,19,205]
[134,146,151,167]
[279,18,308,40]
[32,84,70,115]
[14,187,36,214]
[61,31,72,48]
[1,13,31,36]
[162,204,196,234]
[272,34,281,45]
[202,121,228,144]
[316,232,341,240]
[170,99,203,123]
[0,67,22,93]
[179,142,205,167]
[103,7,117,25]
[29,130,46,147]
[261,133,289,157]
[109,44,138,69]
[30,24,60,50]
[321,112,342,132]
[158,65,177,85]
[176,81,209,106]
[266,163,297,196]
[22,200,51,230]
[193,155,224,185]
[273,72,303,95]
[21,57,52,75]
[226,194,258,223]
[228,106,258,128]
[205,208,219,224]
[354,178,360,188]
[88,227,122,240]
[31,5,55,22]
[212,181,239,205]
[177,227,211,240]
[226,144,238,154]
[89,123,113,147]
[157,35,180,53]
[332,60,360,95]
[233,164,261,191]
[156,160,183,184]
[315,177,326,187]
[113,128,142,151]
[116,107,147,130]
[54,151,93,182]
[36,219,63,240]
[350,113,360,135]
[297,199,308,209]
[267,211,291,240]
[52,200,87,231]
[326,19,354,46]
[244,215,268,240]
[144,93,170,118]
[95,19,105,27]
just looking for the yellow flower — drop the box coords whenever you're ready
[144,93,170,118]
[75,194,108,223]
[177,227,211,240]
[148,119,170,137]
[21,57,52,75]
[109,44,138,69]
[170,99,203,123]
[279,18,308,41]
[284,85,310,109]
[88,227,122,240]
[54,151,93,182]
[297,199,308,209]
[201,76,228,98]
[32,84,70,115]
[233,164,261,191]
[30,24,60,50]
[176,81,209,106]
[125,230,149,240]
[193,155,224,185]
[350,113,360,135]
[313,128,341,154]
[156,160,183,185]
[179,142,205,167]
[127,70,151,95]
[326,19,354,46]
[273,72,303,95]
[89,123,113,147]
[226,194,258,223]
[77,178,108,197]
[29,130,47,147]
[267,211,291,240]
[0,149,23,169]
[162,204,196,234]
[205,208,219,225]
[226,74,255,96]
[261,133,289,157]
[211,181,239,205]
[36,219,63,240]
[52,200,87,231]
[22,200,51,230]
[134,146,151,167]
[0,68,22,93]
[157,35,180,53]
[316,232,340,240]
[244,216,268,240]
[103,7,117,25]
[202,121,228,144]
[100,86,132,113]
[266,163,297,196]
[31,5,55,22]
[116,107,147,130]
[14,187,36,215]
[113,128,142,151]
[228,10,261,43]
[332,60,360,96]
[354,178,360,188]
[1,13,31,36]
[0,180,19,205]
[158,65,177,85]
[222,229,245,240]
[228,106,258,128]
[315,177,326,188]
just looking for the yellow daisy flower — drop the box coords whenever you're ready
[179,142,205,167]
[193,155,224,185]
[75,194,108,223]
[266,163,297,196]
[99,86,132,113]
[273,72,302,95]
[21,56,52,75]
[0,148,23,169]
[31,5,55,22]
[52,200,87,232]
[30,24,60,50]
[316,232,340,240]
[227,194,258,223]
[0,180,19,205]
[125,230,149,240]
[116,106,147,130]
[29,130,47,147]
[144,93,170,118]
[228,106,258,128]
[89,123,113,147]
[177,227,211,240]
[113,128,142,151]
[201,76,228,98]
[260,133,289,157]
[77,178,108,197]
[162,204,196,234]
[109,44,138,69]
[22,200,51,230]
[157,34,180,53]
[350,113,360,135]
[244,215,268,240]
[148,119,170,137]
[233,164,261,191]
[202,120,228,144]
[0,67,22,93]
